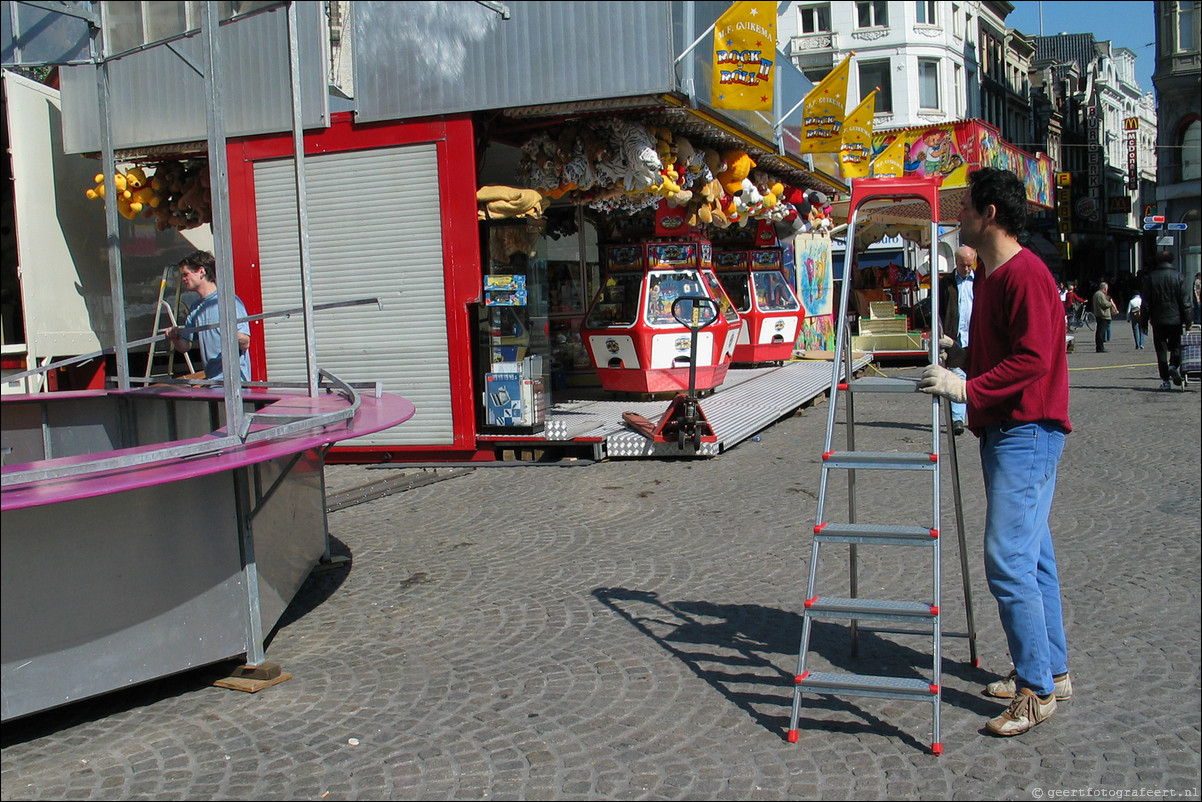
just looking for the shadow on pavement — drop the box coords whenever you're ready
[594,586,1000,753]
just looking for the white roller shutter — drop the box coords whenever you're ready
[254,145,453,445]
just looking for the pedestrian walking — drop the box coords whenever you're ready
[1140,250,1192,390]
[1091,281,1118,352]
[918,167,1072,737]
[1126,291,1146,350]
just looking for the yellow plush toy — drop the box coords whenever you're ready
[718,149,756,196]
[84,171,139,219]
[124,167,161,215]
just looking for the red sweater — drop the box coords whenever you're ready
[965,248,1072,434]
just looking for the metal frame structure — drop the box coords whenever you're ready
[786,175,978,755]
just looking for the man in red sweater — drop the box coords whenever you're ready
[919,167,1073,737]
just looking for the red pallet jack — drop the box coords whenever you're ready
[622,295,720,451]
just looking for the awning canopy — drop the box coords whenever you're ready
[827,119,1055,229]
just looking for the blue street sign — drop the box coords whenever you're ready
[1143,223,1163,230]
[1167,223,1188,230]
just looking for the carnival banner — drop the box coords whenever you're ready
[797,53,851,153]
[871,133,906,177]
[712,1,777,111]
[839,91,876,178]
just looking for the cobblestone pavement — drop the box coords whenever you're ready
[2,341,1199,801]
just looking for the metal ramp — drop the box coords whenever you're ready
[526,357,871,458]
[786,177,978,755]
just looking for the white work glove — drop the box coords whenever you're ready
[918,364,967,404]
[938,335,966,369]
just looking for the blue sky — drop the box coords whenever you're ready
[1006,1,1157,93]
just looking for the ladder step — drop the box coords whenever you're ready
[822,451,937,470]
[796,671,937,700]
[815,522,937,546]
[840,376,923,393]
[805,596,937,622]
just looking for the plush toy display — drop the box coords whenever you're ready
[84,171,143,220]
[477,185,551,220]
[508,119,835,234]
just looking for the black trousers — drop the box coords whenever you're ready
[1095,319,1110,351]
[1150,321,1184,382]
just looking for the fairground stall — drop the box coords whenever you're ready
[3,1,849,466]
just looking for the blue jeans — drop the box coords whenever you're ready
[950,367,967,423]
[1131,319,1144,349]
[979,421,1068,697]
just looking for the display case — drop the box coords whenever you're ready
[713,248,804,365]
[478,223,550,433]
[579,239,739,394]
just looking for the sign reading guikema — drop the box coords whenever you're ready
[712,1,776,112]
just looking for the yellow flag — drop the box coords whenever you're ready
[839,91,876,178]
[712,1,777,111]
[798,54,851,153]
[872,133,906,177]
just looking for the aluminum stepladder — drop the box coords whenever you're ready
[786,176,978,756]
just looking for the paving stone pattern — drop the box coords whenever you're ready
[2,346,1199,800]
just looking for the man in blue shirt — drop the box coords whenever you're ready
[940,245,976,435]
[167,250,251,382]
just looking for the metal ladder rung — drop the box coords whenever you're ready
[822,451,937,470]
[815,522,937,546]
[805,596,937,622]
[796,671,936,700]
[840,376,922,393]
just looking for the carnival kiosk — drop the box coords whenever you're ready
[714,248,805,365]
[579,239,740,394]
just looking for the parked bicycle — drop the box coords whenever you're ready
[1067,301,1095,332]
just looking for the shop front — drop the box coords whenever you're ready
[16,2,849,462]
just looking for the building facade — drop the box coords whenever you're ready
[1153,0,1202,280]
[779,1,1159,287]
[780,0,983,128]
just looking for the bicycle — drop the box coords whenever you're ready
[1067,301,1095,332]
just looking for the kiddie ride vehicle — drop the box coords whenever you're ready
[579,239,740,395]
[713,247,804,365]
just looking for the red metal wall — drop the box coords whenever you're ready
[225,112,486,460]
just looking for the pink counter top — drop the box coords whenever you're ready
[1,388,415,511]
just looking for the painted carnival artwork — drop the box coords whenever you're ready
[794,232,835,351]
[798,313,836,352]
[795,232,832,317]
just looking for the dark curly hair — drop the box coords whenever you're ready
[966,167,1027,237]
[179,249,216,283]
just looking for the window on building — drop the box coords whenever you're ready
[954,64,964,117]
[856,0,888,28]
[952,4,963,37]
[919,59,940,109]
[1179,1,1197,51]
[800,3,832,33]
[1183,119,1201,182]
[916,1,937,25]
[859,60,893,112]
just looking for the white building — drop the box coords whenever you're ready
[779,0,983,129]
